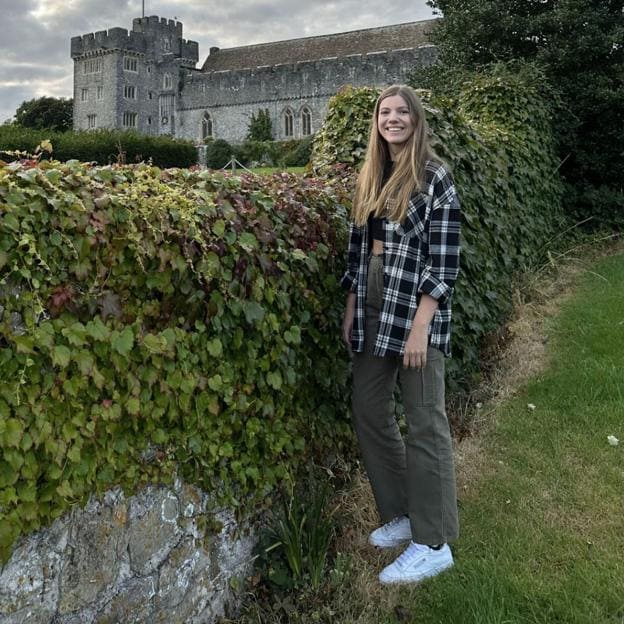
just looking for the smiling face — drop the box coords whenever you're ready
[377,94,415,158]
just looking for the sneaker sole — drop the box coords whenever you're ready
[379,560,454,585]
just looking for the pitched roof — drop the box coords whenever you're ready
[200,19,437,72]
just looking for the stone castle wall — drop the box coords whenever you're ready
[71,16,438,143]
[177,45,438,144]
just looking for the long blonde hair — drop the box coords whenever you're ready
[352,85,439,226]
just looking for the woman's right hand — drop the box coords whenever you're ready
[342,293,356,347]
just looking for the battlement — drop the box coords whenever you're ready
[132,15,183,38]
[71,28,144,57]
[71,15,198,63]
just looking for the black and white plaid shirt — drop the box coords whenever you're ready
[341,161,461,357]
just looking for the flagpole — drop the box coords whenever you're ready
[142,1,145,18]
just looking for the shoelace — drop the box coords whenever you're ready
[395,542,427,567]
[384,517,406,531]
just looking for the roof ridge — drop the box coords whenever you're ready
[208,19,437,54]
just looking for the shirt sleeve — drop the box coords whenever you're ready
[418,167,461,303]
[340,221,362,292]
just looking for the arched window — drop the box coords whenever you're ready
[301,106,312,136]
[283,108,294,138]
[201,112,213,140]
[163,73,172,90]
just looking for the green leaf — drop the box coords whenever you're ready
[112,326,134,357]
[61,322,87,347]
[267,371,282,390]
[126,397,141,415]
[86,317,110,341]
[206,338,223,357]
[239,232,258,251]
[3,419,23,448]
[51,345,71,368]
[208,374,223,391]
[56,480,73,498]
[243,301,265,324]
[212,219,226,237]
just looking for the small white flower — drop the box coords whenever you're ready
[476,402,483,409]
[607,435,619,446]
[527,403,536,411]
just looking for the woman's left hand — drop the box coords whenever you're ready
[403,325,429,369]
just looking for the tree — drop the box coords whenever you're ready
[14,96,73,132]
[423,0,624,226]
[246,108,273,141]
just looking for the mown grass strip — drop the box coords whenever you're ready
[397,252,624,624]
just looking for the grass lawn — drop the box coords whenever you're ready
[389,250,624,623]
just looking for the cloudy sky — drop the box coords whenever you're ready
[0,0,437,124]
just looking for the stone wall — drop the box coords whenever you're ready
[0,481,256,624]
[177,45,438,144]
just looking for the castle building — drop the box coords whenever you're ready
[71,16,437,145]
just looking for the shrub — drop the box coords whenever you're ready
[311,67,566,388]
[0,126,197,168]
[0,161,354,561]
[205,138,234,168]
[281,137,314,168]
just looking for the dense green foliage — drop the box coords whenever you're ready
[204,138,235,168]
[421,0,624,227]
[14,97,73,132]
[311,68,566,385]
[0,160,354,561]
[236,138,314,168]
[246,109,273,142]
[0,126,197,168]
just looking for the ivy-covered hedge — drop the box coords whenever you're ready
[0,125,197,168]
[312,64,566,385]
[0,160,353,561]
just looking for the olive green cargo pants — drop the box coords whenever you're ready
[352,255,459,545]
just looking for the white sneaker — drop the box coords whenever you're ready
[368,516,412,548]
[379,541,453,585]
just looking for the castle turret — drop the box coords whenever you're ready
[71,16,199,136]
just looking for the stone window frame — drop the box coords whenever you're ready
[163,73,173,90]
[123,56,138,73]
[96,86,104,100]
[87,114,97,129]
[201,112,213,140]
[83,58,102,75]
[124,85,137,100]
[301,106,312,136]
[122,112,138,128]
[283,107,294,138]
[81,88,89,103]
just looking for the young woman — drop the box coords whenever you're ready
[341,85,461,585]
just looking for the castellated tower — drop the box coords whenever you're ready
[71,16,199,136]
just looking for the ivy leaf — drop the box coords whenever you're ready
[75,351,95,375]
[62,322,87,347]
[56,480,73,498]
[206,338,223,357]
[51,345,71,368]
[86,317,110,341]
[243,301,265,324]
[112,326,134,357]
[212,219,226,237]
[239,232,258,251]
[126,397,141,415]
[267,371,282,390]
[208,375,223,391]
[143,334,168,354]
